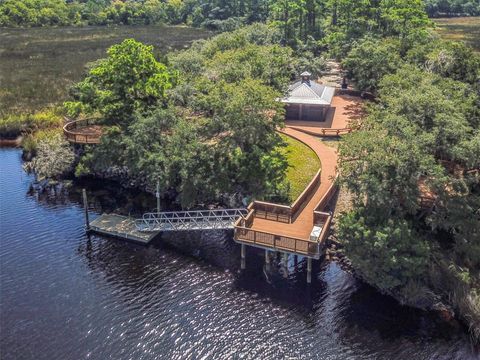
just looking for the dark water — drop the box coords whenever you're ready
[0,149,476,360]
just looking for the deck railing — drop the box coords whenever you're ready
[234,226,322,258]
[290,169,322,219]
[63,117,102,144]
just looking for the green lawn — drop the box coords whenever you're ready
[280,134,321,202]
[434,17,480,51]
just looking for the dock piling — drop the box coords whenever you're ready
[241,244,246,269]
[307,258,312,284]
[282,253,289,278]
[82,188,90,231]
[265,250,271,270]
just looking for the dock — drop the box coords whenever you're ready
[89,214,159,244]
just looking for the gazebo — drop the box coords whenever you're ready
[282,72,335,122]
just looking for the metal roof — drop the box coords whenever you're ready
[282,80,335,106]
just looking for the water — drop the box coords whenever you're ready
[0,148,476,360]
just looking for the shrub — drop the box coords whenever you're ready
[23,132,75,179]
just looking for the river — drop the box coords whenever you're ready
[0,148,476,360]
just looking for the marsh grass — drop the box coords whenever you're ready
[0,107,63,138]
[22,127,63,155]
[434,17,480,51]
[0,25,210,118]
[280,134,321,201]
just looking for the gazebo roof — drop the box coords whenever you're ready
[282,79,335,106]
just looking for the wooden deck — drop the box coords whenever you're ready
[234,127,338,258]
[63,118,103,144]
[89,214,159,244]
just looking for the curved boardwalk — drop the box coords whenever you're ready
[234,125,339,259]
[63,118,103,144]
[250,128,337,240]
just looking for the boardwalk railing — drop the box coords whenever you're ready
[249,168,322,224]
[234,225,322,258]
[63,117,102,144]
[136,209,248,232]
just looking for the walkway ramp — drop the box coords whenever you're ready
[89,209,248,244]
[136,209,248,232]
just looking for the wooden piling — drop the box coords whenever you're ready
[241,244,246,269]
[282,253,288,278]
[82,188,90,231]
[307,258,312,284]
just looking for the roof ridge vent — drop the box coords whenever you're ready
[300,71,312,85]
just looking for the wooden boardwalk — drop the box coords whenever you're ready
[234,127,338,259]
[90,214,159,244]
[250,128,337,240]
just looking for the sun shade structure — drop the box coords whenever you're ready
[282,72,335,122]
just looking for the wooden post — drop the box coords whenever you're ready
[156,180,161,214]
[82,189,90,231]
[241,244,246,270]
[282,252,288,278]
[307,257,312,284]
[265,250,271,270]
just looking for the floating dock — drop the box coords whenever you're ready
[89,214,159,244]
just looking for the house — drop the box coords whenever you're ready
[282,72,335,122]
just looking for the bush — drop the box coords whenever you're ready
[342,37,403,93]
[23,132,75,179]
[338,209,430,291]
[21,128,63,155]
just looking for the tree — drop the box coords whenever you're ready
[338,210,430,290]
[65,39,175,128]
[342,37,403,93]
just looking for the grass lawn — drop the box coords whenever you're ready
[280,134,321,202]
[433,17,480,51]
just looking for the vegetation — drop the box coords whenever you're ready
[70,28,292,207]
[335,6,480,343]
[0,25,209,140]
[2,0,479,344]
[23,131,75,179]
[0,108,62,139]
[280,134,320,202]
[425,0,480,17]
[434,17,480,51]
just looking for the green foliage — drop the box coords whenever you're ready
[338,62,480,309]
[23,132,75,179]
[425,0,480,17]
[324,0,431,57]
[77,28,292,208]
[21,128,62,155]
[342,37,404,93]
[339,209,430,290]
[65,39,174,128]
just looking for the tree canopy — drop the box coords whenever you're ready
[65,39,174,127]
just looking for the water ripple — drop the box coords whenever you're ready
[0,149,476,360]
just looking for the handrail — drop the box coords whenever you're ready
[63,117,102,144]
[234,224,321,257]
[137,208,248,231]
[290,169,322,219]
[313,174,339,212]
